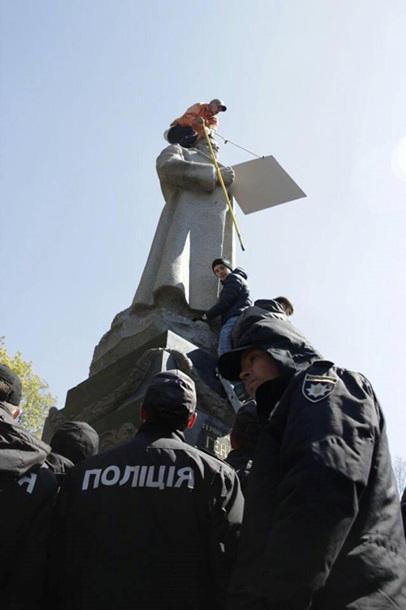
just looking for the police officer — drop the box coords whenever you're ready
[49,369,243,610]
[218,318,406,609]
[225,400,261,495]
[47,420,100,481]
[0,364,58,609]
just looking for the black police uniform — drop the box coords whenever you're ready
[50,422,244,610]
[219,318,406,609]
[0,402,58,609]
[225,447,254,496]
[225,400,261,496]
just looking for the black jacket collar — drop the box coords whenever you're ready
[255,375,291,425]
[136,422,186,442]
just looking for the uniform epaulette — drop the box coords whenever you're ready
[194,444,230,465]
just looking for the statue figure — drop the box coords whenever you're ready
[132,137,235,312]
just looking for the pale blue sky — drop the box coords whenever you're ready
[1,0,405,455]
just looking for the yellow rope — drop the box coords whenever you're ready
[202,125,246,252]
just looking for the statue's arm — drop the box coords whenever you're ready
[157,145,235,193]
[157,146,217,192]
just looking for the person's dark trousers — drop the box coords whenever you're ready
[167,125,198,148]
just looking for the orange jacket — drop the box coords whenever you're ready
[170,102,219,137]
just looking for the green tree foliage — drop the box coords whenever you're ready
[0,337,57,438]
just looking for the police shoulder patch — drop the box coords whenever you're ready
[302,374,337,403]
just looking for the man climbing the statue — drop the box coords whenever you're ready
[166,98,227,148]
[202,258,252,356]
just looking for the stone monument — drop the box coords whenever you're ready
[133,137,235,311]
[43,136,237,456]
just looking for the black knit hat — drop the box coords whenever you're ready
[211,257,233,273]
[143,370,196,427]
[0,364,22,406]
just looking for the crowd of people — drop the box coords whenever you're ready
[2,289,406,608]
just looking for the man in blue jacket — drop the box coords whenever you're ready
[202,257,252,356]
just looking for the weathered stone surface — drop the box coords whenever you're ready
[132,138,235,311]
[90,138,236,379]
[90,302,220,376]
[44,140,240,456]
[44,331,234,457]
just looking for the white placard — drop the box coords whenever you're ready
[230,155,306,215]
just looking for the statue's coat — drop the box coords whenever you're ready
[132,142,234,311]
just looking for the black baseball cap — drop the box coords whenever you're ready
[143,370,197,425]
[50,421,99,464]
[210,98,227,111]
[0,364,22,406]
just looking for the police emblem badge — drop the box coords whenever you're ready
[302,374,337,403]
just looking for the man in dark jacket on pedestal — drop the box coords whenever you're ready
[218,319,406,609]
[49,369,244,610]
[0,364,58,609]
[202,257,252,356]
